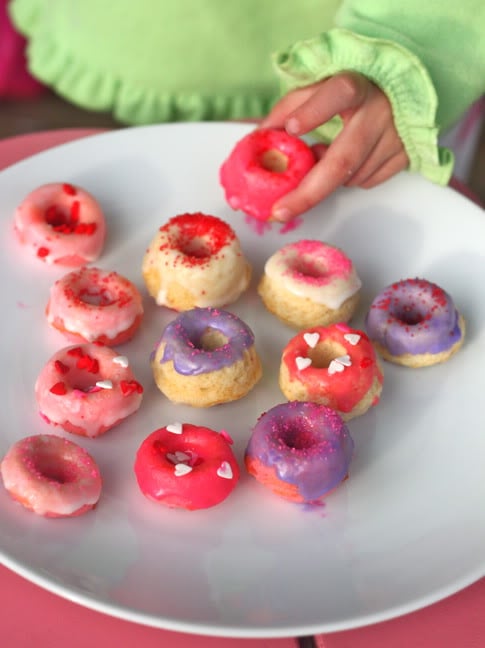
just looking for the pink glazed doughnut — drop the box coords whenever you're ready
[134,423,240,510]
[14,182,106,266]
[0,434,102,517]
[46,266,144,346]
[35,343,144,438]
[219,128,316,222]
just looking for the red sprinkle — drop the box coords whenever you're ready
[54,360,69,375]
[50,381,67,395]
[37,247,49,258]
[120,380,144,396]
[62,183,77,196]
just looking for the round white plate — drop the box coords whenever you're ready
[0,123,484,639]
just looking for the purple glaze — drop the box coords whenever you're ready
[245,401,354,502]
[155,307,255,376]
[365,278,463,356]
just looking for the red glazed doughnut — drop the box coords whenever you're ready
[46,266,144,346]
[0,434,102,517]
[35,343,144,438]
[279,323,384,421]
[134,423,240,510]
[14,182,106,266]
[219,128,316,222]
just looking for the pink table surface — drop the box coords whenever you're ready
[0,128,483,648]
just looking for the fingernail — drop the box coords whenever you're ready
[285,118,300,135]
[271,207,291,222]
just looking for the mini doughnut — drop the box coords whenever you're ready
[245,401,354,503]
[142,212,251,311]
[151,307,262,407]
[0,434,102,517]
[258,239,362,329]
[219,128,316,222]
[365,277,466,367]
[35,343,144,438]
[14,182,106,266]
[46,266,144,346]
[279,323,384,421]
[134,423,240,510]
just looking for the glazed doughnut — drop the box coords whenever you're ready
[35,343,144,438]
[365,277,466,367]
[150,307,262,407]
[245,401,354,503]
[258,239,361,329]
[46,266,144,346]
[219,128,316,222]
[142,212,251,311]
[0,434,102,517]
[14,182,106,266]
[279,323,384,421]
[134,423,240,510]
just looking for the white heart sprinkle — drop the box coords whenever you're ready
[296,356,312,371]
[174,463,192,477]
[343,333,361,346]
[303,332,319,348]
[328,359,345,375]
[167,451,191,464]
[113,355,129,367]
[335,354,352,367]
[95,380,113,389]
[166,422,183,435]
[216,461,233,480]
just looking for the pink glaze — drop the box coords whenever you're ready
[46,266,144,346]
[134,423,240,510]
[14,182,106,265]
[219,128,316,222]
[35,343,143,438]
[281,323,383,415]
[0,434,102,517]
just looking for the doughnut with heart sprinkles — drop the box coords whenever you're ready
[13,182,106,266]
[279,323,384,420]
[35,343,143,438]
[134,423,240,510]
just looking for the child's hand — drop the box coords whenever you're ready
[261,71,409,222]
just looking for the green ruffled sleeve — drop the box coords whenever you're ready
[273,28,454,185]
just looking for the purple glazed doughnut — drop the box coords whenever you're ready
[245,401,354,503]
[150,307,262,407]
[365,277,465,367]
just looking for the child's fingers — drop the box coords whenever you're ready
[345,129,407,187]
[359,151,409,189]
[261,85,318,129]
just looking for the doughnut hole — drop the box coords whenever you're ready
[278,421,317,451]
[391,302,427,326]
[289,255,328,281]
[197,327,229,352]
[307,341,348,369]
[260,149,288,173]
[30,450,77,484]
[77,286,116,307]
[178,236,213,259]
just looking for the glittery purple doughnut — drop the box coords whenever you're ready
[365,278,463,356]
[245,401,354,502]
[154,307,256,376]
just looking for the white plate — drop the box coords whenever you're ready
[0,123,484,639]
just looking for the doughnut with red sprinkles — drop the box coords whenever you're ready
[279,323,384,420]
[0,434,102,517]
[134,423,240,510]
[46,266,144,346]
[142,212,251,310]
[35,343,143,438]
[13,182,106,266]
[365,277,466,367]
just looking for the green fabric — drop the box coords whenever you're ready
[9,0,485,186]
[9,0,338,123]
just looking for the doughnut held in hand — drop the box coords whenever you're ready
[134,423,240,510]
[0,434,102,517]
[142,212,251,310]
[46,266,144,346]
[219,128,316,222]
[14,182,106,266]
[245,401,354,503]
[150,307,262,407]
[258,239,361,329]
[279,323,383,421]
[35,343,144,438]
[365,277,466,367]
